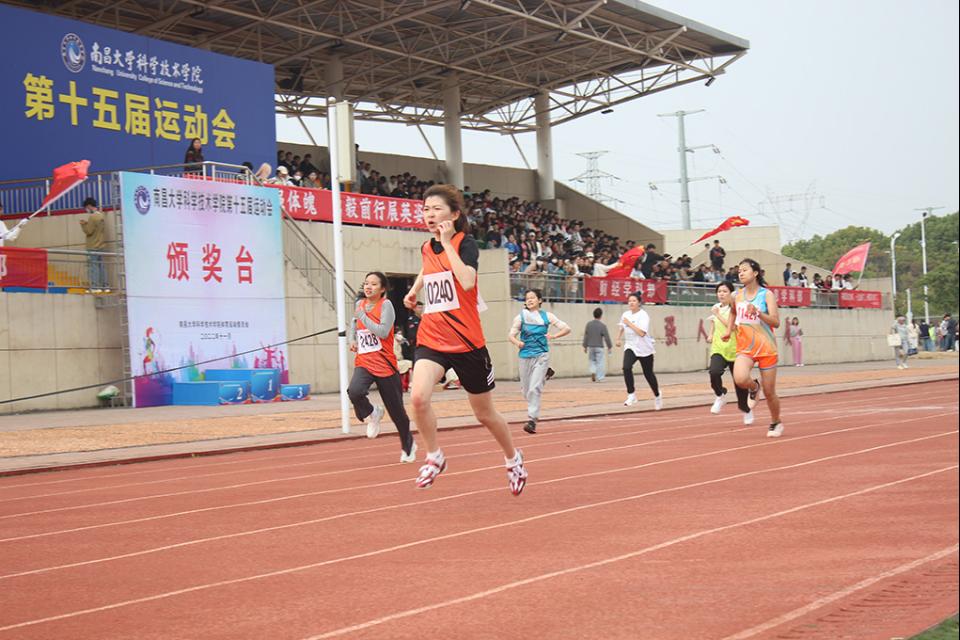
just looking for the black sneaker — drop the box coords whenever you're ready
[545,367,555,381]
[523,419,537,434]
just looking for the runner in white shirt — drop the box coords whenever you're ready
[616,291,663,409]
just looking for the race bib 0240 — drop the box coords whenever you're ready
[423,271,460,314]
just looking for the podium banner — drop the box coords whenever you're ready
[119,172,286,407]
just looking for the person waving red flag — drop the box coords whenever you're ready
[603,245,646,278]
[831,242,871,276]
[40,160,91,211]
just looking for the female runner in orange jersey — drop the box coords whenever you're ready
[403,184,527,495]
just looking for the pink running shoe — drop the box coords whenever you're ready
[507,449,528,496]
[415,455,447,489]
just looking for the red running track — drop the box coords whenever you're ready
[0,380,957,639]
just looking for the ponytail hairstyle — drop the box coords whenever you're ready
[364,271,390,299]
[738,258,766,287]
[423,184,469,234]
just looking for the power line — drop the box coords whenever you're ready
[650,109,725,230]
[570,151,624,208]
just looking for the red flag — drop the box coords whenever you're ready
[832,242,871,276]
[693,216,750,244]
[40,160,90,210]
[604,246,645,278]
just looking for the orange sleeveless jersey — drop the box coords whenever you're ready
[416,232,486,353]
[354,297,399,378]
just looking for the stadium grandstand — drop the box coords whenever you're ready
[0,0,894,414]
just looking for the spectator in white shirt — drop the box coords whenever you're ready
[0,203,26,247]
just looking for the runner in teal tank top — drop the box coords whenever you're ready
[508,289,571,434]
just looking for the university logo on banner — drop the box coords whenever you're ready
[1,3,276,182]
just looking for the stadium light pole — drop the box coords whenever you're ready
[328,100,352,435]
[889,232,901,307]
[914,207,943,324]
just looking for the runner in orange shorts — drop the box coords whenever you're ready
[723,258,784,437]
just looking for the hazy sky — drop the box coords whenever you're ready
[276,0,959,241]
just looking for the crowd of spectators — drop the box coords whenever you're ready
[272,149,867,296]
[274,148,439,200]
[781,262,858,290]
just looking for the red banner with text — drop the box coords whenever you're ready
[838,289,882,309]
[584,277,668,304]
[768,286,812,308]
[268,185,427,230]
[0,247,48,288]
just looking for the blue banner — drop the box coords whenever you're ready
[0,4,276,181]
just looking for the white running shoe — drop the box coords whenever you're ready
[897,364,905,370]
[366,405,384,439]
[746,380,761,409]
[400,439,417,464]
[767,422,784,438]
[743,410,755,425]
[902,363,909,369]
[710,395,726,415]
[654,395,663,411]
[506,449,528,496]
[415,452,446,488]
[624,394,638,407]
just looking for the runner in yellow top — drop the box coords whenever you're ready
[707,281,751,423]
[724,258,784,437]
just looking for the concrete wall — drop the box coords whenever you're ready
[553,182,662,250]
[0,292,123,414]
[7,210,119,252]
[493,299,897,381]
[667,225,782,259]
[0,244,897,411]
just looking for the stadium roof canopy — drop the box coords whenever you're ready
[19,0,749,134]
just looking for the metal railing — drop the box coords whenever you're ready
[41,249,121,293]
[0,162,256,216]
[1,161,347,311]
[509,273,890,309]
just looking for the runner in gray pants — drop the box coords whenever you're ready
[508,289,571,434]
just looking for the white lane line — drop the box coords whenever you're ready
[1,406,953,544]
[300,466,958,639]
[4,390,942,518]
[2,385,944,492]
[721,545,960,639]
[0,428,954,581]
[0,435,955,633]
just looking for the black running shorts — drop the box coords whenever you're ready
[414,345,496,394]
